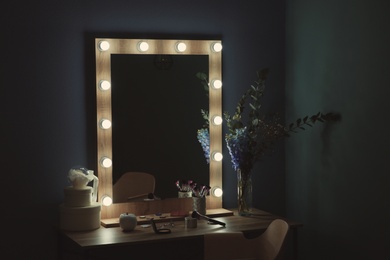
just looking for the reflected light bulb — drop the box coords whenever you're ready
[100,119,112,129]
[212,80,222,89]
[98,41,110,51]
[99,80,111,91]
[100,157,112,168]
[212,152,223,162]
[212,42,223,52]
[101,196,113,206]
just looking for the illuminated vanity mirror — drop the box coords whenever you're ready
[95,38,222,219]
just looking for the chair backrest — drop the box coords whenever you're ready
[203,218,289,260]
[256,219,289,260]
[113,172,155,202]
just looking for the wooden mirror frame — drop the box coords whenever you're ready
[95,38,222,219]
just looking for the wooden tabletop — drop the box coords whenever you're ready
[60,208,302,249]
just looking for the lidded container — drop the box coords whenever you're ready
[59,166,101,231]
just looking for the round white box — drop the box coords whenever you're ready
[64,186,92,207]
[59,202,101,231]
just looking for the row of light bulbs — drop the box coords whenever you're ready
[98,40,223,53]
[97,40,223,206]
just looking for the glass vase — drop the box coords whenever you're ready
[237,169,252,216]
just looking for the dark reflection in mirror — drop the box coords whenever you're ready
[111,54,209,201]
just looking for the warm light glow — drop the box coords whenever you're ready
[211,186,223,197]
[100,157,112,168]
[212,115,223,125]
[99,80,111,91]
[100,119,112,129]
[98,41,110,51]
[175,42,187,52]
[138,41,149,52]
[95,38,224,215]
[212,152,223,162]
[101,195,113,206]
[212,42,223,52]
[212,79,222,89]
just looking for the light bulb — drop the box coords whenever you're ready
[212,152,223,162]
[101,195,113,206]
[212,42,223,52]
[211,186,223,197]
[98,41,110,51]
[100,119,112,129]
[175,42,187,52]
[100,157,112,168]
[138,41,149,52]
[99,80,111,91]
[212,79,222,89]
[212,115,223,125]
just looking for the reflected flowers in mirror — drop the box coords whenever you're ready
[197,128,210,164]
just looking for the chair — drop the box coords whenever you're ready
[113,172,156,202]
[204,219,289,260]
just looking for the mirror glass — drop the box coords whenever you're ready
[111,54,209,200]
[95,38,222,218]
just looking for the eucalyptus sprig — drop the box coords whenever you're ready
[197,68,339,172]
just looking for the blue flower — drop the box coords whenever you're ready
[225,127,255,173]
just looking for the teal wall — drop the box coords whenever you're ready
[286,0,390,258]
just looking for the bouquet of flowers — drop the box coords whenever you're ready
[197,68,338,215]
[198,68,337,173]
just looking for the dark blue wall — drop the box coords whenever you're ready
[286,0,390,259]
[3,1,286,258]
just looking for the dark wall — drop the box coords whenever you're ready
[286,0,390,259]
[3,1,286,258]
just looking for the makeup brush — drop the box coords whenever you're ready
[191,210,226,227]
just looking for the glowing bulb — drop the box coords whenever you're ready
[99,80,111,91]
[212,42,223,52]
[100,157,112,168]
[212,115,223,125]
[212,152,223,162]
[138,41,149,52]
[211,187,223,197]
[212,79,222,89]
[98,41,110,51]
[101,196,113,206]
[176,42,187,52]
[100,119,112,129]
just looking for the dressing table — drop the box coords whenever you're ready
[59,208,302,260]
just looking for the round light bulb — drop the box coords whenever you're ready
[212,187,223,197]
[212,152,223,162]
[100,119,112,129]
[98,41,110,51]
[101,196,113,206]
[212,115,223,125]
[100,157,112,168]
[138,41,149,52]
[99,80,111,91]
[176,42,187,52]
[212,42,223,52]
[212,79,222,89]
